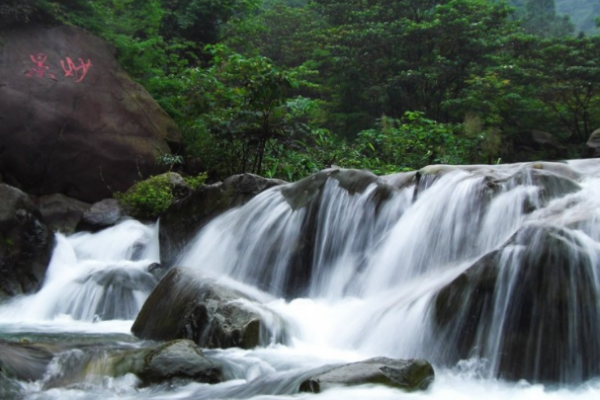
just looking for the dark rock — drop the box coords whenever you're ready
[586,128,600,157]
[0,184,54,299]
[76,199,126,232]
[35,193,90,233]
[137,340,222,386]
[0,25,181,203]
[159,174,284,267]
[132,267,280,349]
[299,357,434,393]
[433,225,600,383]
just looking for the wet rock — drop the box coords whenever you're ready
[137,340,221,386]
[159,174,284,267]
[76,199,127,232]
[72,267,157,320]
[433,225,600,383]
[38,339,220,388]
[0,25,181,203]
[0,340,57,382]
[35,193,90,233]
[299,357,434,393]
[132,267,278,349]
[0,184,55,299]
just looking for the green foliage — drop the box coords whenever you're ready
[179,44,321,178]
[356,112,480,171]
[183,173,208,190]
[115,175,174,220]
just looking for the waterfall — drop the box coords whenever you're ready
[0,220,159,322]
[175,160,600,383]
[2,160,600,399]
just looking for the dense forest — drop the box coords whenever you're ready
[1,0,600,181]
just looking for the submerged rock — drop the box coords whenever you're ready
[299,357,434,393]
[136,340,221,386]
[159,174,284,267]
[132,267,282,349]
[37,339,221,389]
[0,340,57,382]
[433,225,600,383]
[0,184,55,299]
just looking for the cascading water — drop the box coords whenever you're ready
[0,220,159,323]
[2,160,600,400]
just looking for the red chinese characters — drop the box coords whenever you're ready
[26,53,56,79]
[60,57,92,83]
[25,53,92,83]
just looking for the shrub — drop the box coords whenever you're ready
[114,175,174,220]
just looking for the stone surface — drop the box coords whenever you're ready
[76,198,126,232]
[0,24,181,203]
[0,183,54,299]
[586,128,600,157]
[137,340,222,386]
[299,357,434,393]
[132,267,273,349]
[0,340,57,382]
[159,173,284,267]
[35,193,90,233]
[434,225,600,383]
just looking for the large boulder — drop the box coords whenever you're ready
[0,184,54,299]
[159,174,284,267]
[0,24,181,203]
[433,225,600,383]
[34,193,90,233]
[132,267,283,349]
[299,357,434,393]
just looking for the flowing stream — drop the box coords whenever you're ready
[1,160,600,399]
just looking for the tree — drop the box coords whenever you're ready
[182,45,320,176]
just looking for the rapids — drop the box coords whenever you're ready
[1,159,600,399]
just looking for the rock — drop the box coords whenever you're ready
[69,267,157,321]
[0,340,57,382]
[34,193,90,233]
[32,339,221,389]
[299,357,434,393]
[131,267,278,349]
[159,174,284,267]
[137,340,222,386]
[586,128,600,157]
[0,184,54,299]
[76,199,126,232]
[433,225,600,383]
[0,25,181,203]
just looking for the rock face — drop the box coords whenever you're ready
[0,24,181,203]
[159,174,285,267]
[136,340,222,386]
[586,128,600,157]
[76,198,127,232]
[132,267,277,349]
[434,225,600,383]
[299,358,434,393]
[34,193,90,233]
[0,184,54,299]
